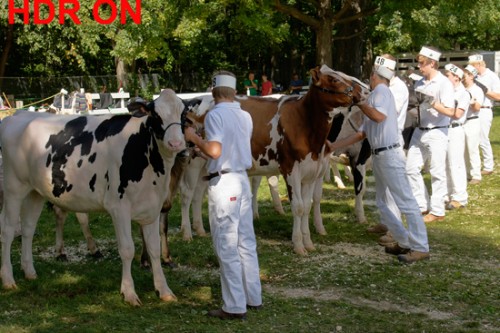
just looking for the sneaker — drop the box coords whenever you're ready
[378,233,396,247]
[385,244,410,255]
[468,179,481,185]
[366,223,388,234]
[397,250,430,264]
[481,170,493,175]
[207,309,247,320]
[423,214,445,223]
[446,200,465,210]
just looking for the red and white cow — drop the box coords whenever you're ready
[0,89,190,306]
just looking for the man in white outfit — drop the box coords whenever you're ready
[366,54,409,238]
[327,61,430,264]
[462,65,484,184]
[184,70,262,320]
[468,54,500,175]
[443,64,470,210]
[406,46,455,223]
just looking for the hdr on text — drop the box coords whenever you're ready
[8,0,142,25]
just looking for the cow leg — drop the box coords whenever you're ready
[329,157,346,189]
[251,176,263,219]
[110,212,142,306]
[352,163,367,223]
[75,212,101,258]
[53,205,70,261]
[191,178,207,237]
[300,183,316,252]
[267,176,285,215]
[141,219,176,302]
[159,212,175,268]
[312,176,327,235]
[344,165,354,182]
[1,197,24,289]
[20,191,45,281]
[180,177,197,241]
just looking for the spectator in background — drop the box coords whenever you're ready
[289,73,304,95]
[244,71,259,96]
[261,74,273,96]
[468,54,500,175]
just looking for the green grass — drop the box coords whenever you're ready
[1,109,499,333]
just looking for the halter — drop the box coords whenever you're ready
[148,98,191,135]
[311,83,355,106]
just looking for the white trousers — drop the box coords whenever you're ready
[406,128,449,216]
[463,118,482,181]
[208,172,262,314]
[446,126,468,204]
[373,148,429,252]
[479,108,494,171]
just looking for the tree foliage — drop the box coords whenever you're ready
[1,0,499,94]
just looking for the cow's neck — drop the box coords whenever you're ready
[300,91,337,150]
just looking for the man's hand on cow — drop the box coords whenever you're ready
[184,127,199,143]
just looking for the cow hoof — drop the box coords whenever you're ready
[159,293,177,302]
[182,235,193,242]
[56,254,68,262]
[161,261,177,269]
[293,247,308,256]
[305,244,316,252]
[24,273,37,281]
[123,293,142,307]
[3,282,18,290]
[90,250,103,259]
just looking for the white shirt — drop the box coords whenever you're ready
[476,68,500,108]
[452,83,470,125]
[465,84,484,119]
[389,76,409,135]
[360,84,399,149]
[204,102,253,174]
[414,71,455,128]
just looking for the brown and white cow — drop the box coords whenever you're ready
[0,89,192,306]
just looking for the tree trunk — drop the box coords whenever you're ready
[115,57,127,90]
[0,25,15,89]
[315,0,333,68]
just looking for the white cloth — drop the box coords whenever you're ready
[363,84,428,252]
[390,76,410,147]
[204,101,261,313]
[464,84,484,180]
[406,72,454,216]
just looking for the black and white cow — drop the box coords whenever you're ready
[0,89,192,306]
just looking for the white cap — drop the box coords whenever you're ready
[28,106,35,112]
[444,63,464,79]
[419,46,441,61]
[374,56,396,70]
[468,54,483,63]
[464,64,478,77]
[212,74,236,89]
[374,65,394,80]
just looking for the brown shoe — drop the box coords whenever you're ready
[367,223,388,234]
[446,200,465,210]
[378,233,396,247]
[247,304,263,311]
[397,250,430,264]
[481,170,493,175]
[385,243,410,256]
[468,179,481,185]
[421,210,429,215]
[423,214,445,223]
[207,309,247,320]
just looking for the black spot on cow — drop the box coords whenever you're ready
[77,160,83,168]
[259,158,270,166]
[89,152,97,164]
[118,122,165,199]
[352,139,371,195]
[89,174,97,192]
[327,113,345,142]
[94,115,132,142]
[46,154,51,168]
[45,117,93,197]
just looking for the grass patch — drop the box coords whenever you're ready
[1,109,499,332]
